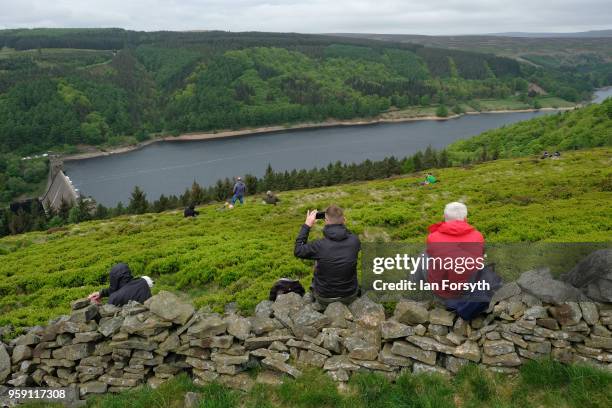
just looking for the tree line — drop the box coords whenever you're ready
[0,147,448,237]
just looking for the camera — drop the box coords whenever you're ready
[315,211,326,220]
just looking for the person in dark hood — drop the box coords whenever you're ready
[294,205,361,306]
[184,204,199,217]
[87,263,154,306]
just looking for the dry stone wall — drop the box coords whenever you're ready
[1,269,612,406]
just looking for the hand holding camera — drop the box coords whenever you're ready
[305,209,325,227]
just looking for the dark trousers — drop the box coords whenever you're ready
[231,194,244,205]
[311,286,360,307]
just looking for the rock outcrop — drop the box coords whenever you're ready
[562,249,612,303]
[1,279,611,405]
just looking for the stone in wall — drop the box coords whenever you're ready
[1,268,611,406]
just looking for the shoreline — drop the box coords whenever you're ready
[61,106,576,162]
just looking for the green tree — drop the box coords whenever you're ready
[190,181,205,205]
[436,105,449,117]
[244,174,258,194]
[128,186,148,214]
[532,99,542,109]
[58,198,72,221]
[95,204,109,219]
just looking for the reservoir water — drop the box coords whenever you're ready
[592,87,612,103]
[68,85,612,207]
[63,110,558,206]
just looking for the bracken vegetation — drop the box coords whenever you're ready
[0,147,610,330]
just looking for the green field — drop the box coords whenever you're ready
[22,360,612,408]
[1,148,610,330]
[379,95,577,118]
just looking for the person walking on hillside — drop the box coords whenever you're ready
[87,263,154,306]
[231,177,247,206]
[294,205,361,306]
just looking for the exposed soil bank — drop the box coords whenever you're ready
[61,107,575,162]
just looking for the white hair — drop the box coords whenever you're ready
[141,276,154,288]
[444,202,468,221]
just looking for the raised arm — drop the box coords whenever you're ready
[294,210,320,259]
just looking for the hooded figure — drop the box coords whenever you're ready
[184,204,199,217]
[99,263,153,306]
[294,223,361,299]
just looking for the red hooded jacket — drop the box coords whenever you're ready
[426,220,484,298]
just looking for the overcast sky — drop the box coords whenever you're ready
[0,0,610,35]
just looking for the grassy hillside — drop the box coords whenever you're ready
[448,98,612,163]
[0,148,610,329]
[37,361,606,408]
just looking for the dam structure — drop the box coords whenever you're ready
[40,159,79,212]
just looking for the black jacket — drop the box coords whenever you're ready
[100,263,151,306]
[184,207,199,217]
[294,224,361,298]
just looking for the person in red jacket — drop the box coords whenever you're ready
[426,202,484,300]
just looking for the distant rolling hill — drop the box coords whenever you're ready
[329,32,612,71]
[487,29,612,38]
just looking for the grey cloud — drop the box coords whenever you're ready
[0,0,610,34]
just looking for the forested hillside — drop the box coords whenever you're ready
[447,98,612,162]
[0,29,608,207]
[0,28,531,154]
[0,148,609,329]
[334,32,612,96]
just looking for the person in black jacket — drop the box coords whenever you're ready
[184,204,199,217]
[294,205,361,306]
[87,263,153,306]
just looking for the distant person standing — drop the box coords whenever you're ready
[232,177,247,205]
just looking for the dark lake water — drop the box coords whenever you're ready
[592,87,612,103]
[64,110,558,206]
